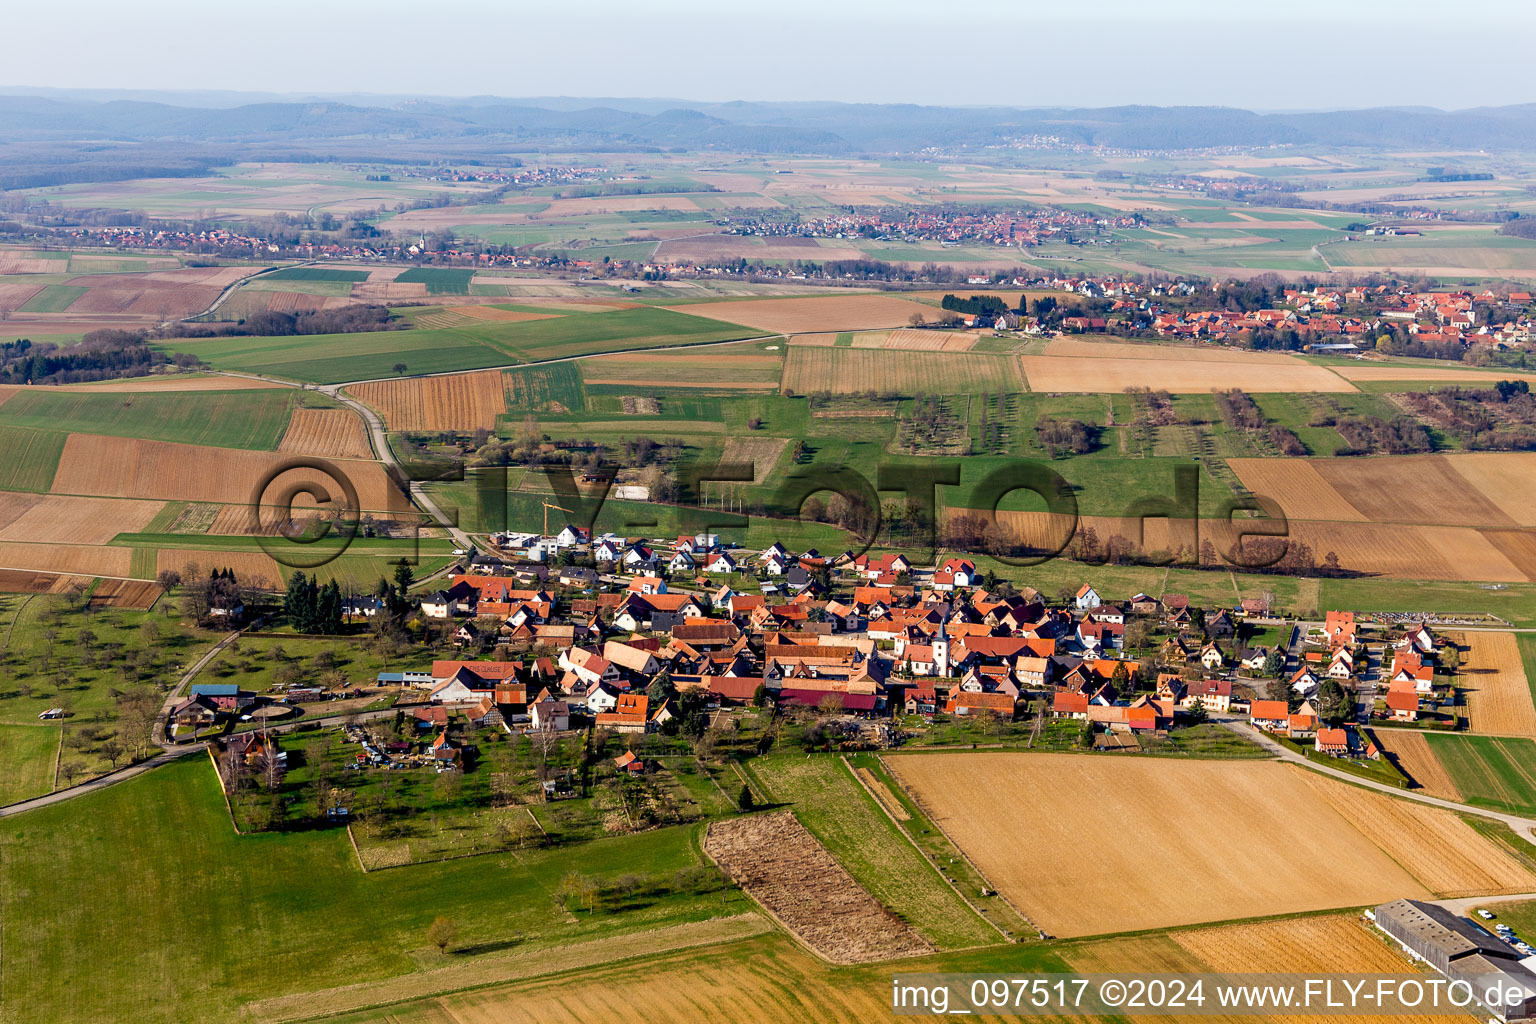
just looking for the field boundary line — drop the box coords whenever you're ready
[1,593,36,650]
[247,914,772,1023]
[698,755,742,811]
[876,753,1044,939]
[846,755,1012,943]
[344,824,369,873]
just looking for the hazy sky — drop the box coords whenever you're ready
[9,0,1536,111]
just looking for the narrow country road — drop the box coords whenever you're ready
[1217,718,1536,839]
[0,746,205,817]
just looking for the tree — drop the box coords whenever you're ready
[646,671,675,706]
[1186,697,1208,723]
[1317,678,1351,723]
[738,784,755,812]
[392,362,408,376]
[1439,644,1461,673]
[1262,649,1286,677]
[426,915,458,954]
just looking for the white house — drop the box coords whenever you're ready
[1074,584,1101,610]
[706,552,737,574]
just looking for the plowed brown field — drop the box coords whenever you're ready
[0,543,132,577]
[50,434,407,511]
[702,810,932,963]
[277,408,373,459]
[1448,631,1536,736]
[1299,768,1536,896]
[1372,730,1462,800]
[86,578,163,610]
[0,494,164,544]
[154,549,283,590]
[1314,455,1517,528]
[1227,459,1367,522]
[885,752,1426,937]
[348,371,507,431]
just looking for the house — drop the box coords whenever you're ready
[1074,584,1101,610]
[1250,699,1289,733]
[554,525,589,548]
[627,575,667,596]
[1052,691,1090,719]
[1399,622,1438,655]
[1326,647,1354,680]
[622,545,657,571]
[593,538,624,563]
[667,548,696,573]
[1324,609,1356,649]
[595,693,650,733]
[1384,690,1420,722]
[419,590,455,619]
[1199,642,1226,671]
[1290,667,1320,698]
[947,691,1015,718]
[1314,727,1351,756]
[530,698,570,731]
[1288,701,1319,739]
[705,552,738,575]
[1237,646,1273,673]
[903,683,938,716]
[1182,678,1232,713]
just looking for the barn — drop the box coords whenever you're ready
[1374,899,1536,1020]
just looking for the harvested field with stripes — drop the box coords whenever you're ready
[782,347,1023,395]
[958,507,1526,581]
[347,371,507,431]
[1045,338,1313,363]
[33,374,286,393]
[582,349,782,388]
[885,752,1426,937]
[1020,352,1355,393]
[670,294,934,334]
[718,437,789,484]
[1448,631,1536,736]
[1227,459,1368,522]
[0,542,133,577]
[414,305,561,329]
[1332,364,1536,384]
[86,578,162,610]
[702,810,932,963]
[1313,455,1518,529]
[1431,453,1536,527]
[884,328,980,351]
[1297,768,1536,896]
[0,494,164,545]
[49,434,407,511]
[1373,730,1463,800]
[277,408,373,459]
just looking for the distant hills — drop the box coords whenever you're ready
[3,90,1536,190]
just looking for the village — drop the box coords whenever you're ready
[176,521,1479,839]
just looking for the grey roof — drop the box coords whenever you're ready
[1377,899,1511,962]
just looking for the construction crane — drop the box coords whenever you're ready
[542,501,572,539]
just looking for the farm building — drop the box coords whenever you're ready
[1374,899,1536,1019]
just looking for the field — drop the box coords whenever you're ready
[85,578,163,610]
[0,494,165,545]
[0,387,295,449]
[348,371,508,431]
[1449,631,1536,736]
[0,426,66,491]
[581,348,783,389]
[49,434,408,512]
[276,408,374,459]
[1312,455,1521,529]
[0,758,752,1024]
[158,306,757,383]
[1020,349,1356,393]
[502,362,585,412]
[1372,729,1463,801]
[781,347,1024,395]
[884,752,1427,937]
[1424,734,1536,817]
[394,267,475,294]
[743,755,999,950]
[1296,769,1536,897]
[668,294,936,334]
[0,723,59,805]
[309,931,1074,1024]
[20,374,286,393]
[702,810,931,963]
[0,542,133,577]
[1226,458,1368,522]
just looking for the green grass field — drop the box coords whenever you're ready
[0,723,59,805]
[742,753,997,949]
[503,362,586,412]
[17,284,87,312]
[0,388,296,449]
[0,758,748,1024]
[0,425,66,491]
[394,267,475,294]
[1424,733,1536,816]
[262,267,370,283]
[156,306,755,383]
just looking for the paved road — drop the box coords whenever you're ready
[152,625,250,746]
[1217,717,1536,840]
[0,746,205,817]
